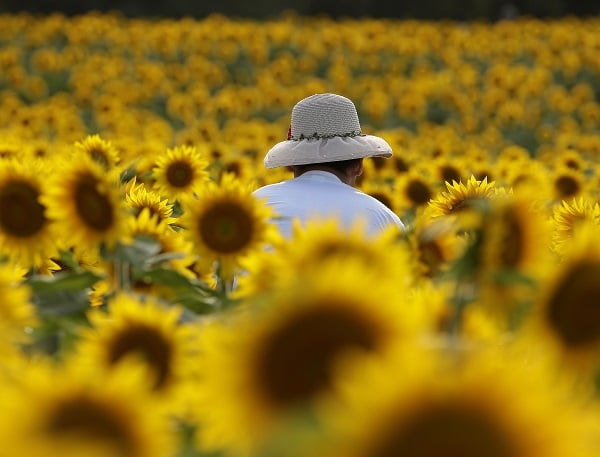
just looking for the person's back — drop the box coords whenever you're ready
[254,169,403,238]
[253,93,405,238]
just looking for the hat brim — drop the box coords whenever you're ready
[263,134,393,168]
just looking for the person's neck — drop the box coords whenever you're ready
[294,166,355,185]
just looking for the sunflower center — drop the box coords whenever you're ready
[166,160,193,188]
[89,148,109,168]
[406,180,432,206]
[547,261,600,347]
[394,157,409,173]
[498,209,523,269]
[0,180,45,237]
[554,175,580,199]
[46,395,134,456]
[370,192,393,210]
[256,306,378,407]
[371,404,516,457]
[107,324,172,390]
[199,201,253,254]
[441,165,461,184]
[74,174,114,231]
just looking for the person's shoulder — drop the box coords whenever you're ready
[253,180,295,199]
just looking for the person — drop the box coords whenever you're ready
[253,93,405,239]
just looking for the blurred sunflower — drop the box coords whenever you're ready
[0,158,60,269]
[0,263,37,344]
[550,197,600,255]
[152,144,210,201]
[429,155,467,188]
[549,166,590,202]
[502,161,553,202]
[73,293,196,410]
[405,214,466,280]
[194,259,429,457]
[319,348,586,457]
[475,194,551,328]
[527,223,600,371]
[357,180,397,213]
[74,134,120,170]
[394,168,437,215]
[42,154,129,255]
[0,361,176,457]
[180,173,274,279]
[126,209,194,276]
[236,219,412,299]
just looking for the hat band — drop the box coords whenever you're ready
[289,131,366,141]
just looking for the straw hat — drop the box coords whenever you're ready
[263,93,393,168]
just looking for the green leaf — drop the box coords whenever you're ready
[31,290,93,318]
[137,267,201,289]
[108,236,162,266]
[143,251,188,269]
[26,271,102,293]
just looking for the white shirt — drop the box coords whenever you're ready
[253,170,405,238]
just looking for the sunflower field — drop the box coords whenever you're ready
[2,10,600,457]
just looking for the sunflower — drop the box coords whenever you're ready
[42,154,129,255]
[429,155,468,188]
[180,173,274,279]
[194,259,430,457]
[550,197,600,255]
[425,175,504,224]
[405,213,467,280]
[527,222,600,371]
[0,263,37,344]
[152,144,210,201]
[319,347,586,457]
[475,194,552,328]
[73,293,197,412]
[0,158,60,269]
[236,218,413,299]
[125,179,177,227]
[501,160,553,201]
[394,168,437,214]
[74,134,120,170]
[127,209,195,275]
[549,166,589,202]
[90,206,197,304]
[357,180,397,212]
[0,360,176,457]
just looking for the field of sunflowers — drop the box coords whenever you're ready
[2,10,600,456]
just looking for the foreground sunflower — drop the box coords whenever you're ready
[526,222,600,371]
[72,293,196,411]
[42,154,129,254]
[0,158,60,269]
[0,361,176,457]
[180,173,274,279]
[193,259,430,457]
[475,194,551,326]
[152,144,210,201]
[236,219,412,298]
[318,348,588,457]
[0,263,37,345]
